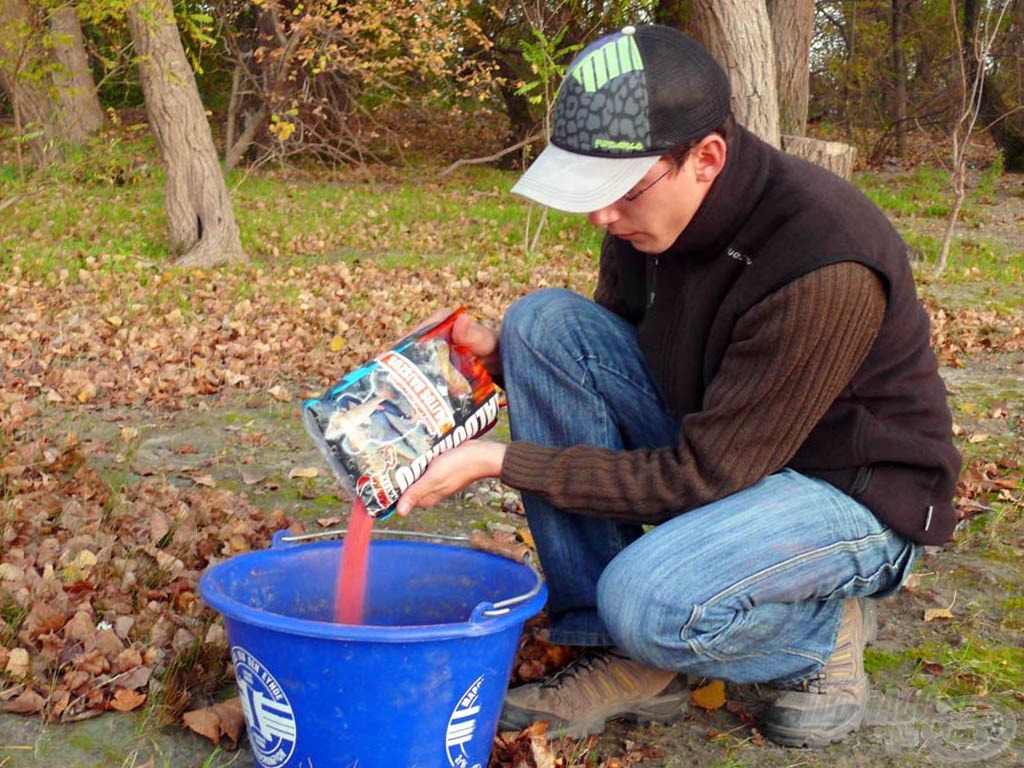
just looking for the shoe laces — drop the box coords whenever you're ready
[540,648,621,691]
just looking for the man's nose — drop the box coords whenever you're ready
[588,204,620,227]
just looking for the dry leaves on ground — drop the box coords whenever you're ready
[2,250,1021,765]
[0,428,297,723]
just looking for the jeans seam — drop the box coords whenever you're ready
[700,529,898,609]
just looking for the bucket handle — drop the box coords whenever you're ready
[271,528,545,620]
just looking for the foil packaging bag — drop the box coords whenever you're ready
[303,308,501,518]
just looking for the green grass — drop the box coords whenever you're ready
[866,640,1024,699]
[1,133,1011,295]
[1,161,602,296]
[856,167,952,217]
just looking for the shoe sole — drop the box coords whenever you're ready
[765,724,860,749]
[499,691,689,738]
[762,685,870,749]
[761,711,865,749]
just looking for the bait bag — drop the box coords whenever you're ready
[303,309,500,518]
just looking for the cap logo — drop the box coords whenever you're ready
[594,139,644,151]
[552,31,651,156]
[568,35,644,93]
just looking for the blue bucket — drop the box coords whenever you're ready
[198,532,547,768]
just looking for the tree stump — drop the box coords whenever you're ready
[781,135,857,181]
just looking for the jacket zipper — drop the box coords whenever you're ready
[647,255,659,308]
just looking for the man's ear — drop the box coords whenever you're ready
[693,134,727,183]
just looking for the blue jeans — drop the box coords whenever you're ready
[500,288,920,686]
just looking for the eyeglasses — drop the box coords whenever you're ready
[620,166,673,203]
[619,141,700,204]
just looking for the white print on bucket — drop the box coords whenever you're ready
[445,675,485,768]
[232,646,297,768]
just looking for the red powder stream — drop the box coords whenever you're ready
[334,497,374,624]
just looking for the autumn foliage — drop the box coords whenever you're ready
[0,427,296,721]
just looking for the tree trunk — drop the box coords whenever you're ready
[127,0,246,268]
[691,0,780,146]
[766,0,813,137]
[979,77,1024,172]
[0,0,62,166]
[964,0,1024,171]
[49,5,104,140]
[891,0,908,158]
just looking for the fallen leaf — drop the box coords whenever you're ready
[24,603,65,638]
[76,382,97,403]
[5,648,30,678]
[289,466,320,479]
[517,527,536,551]
[924,608,954,622]
[183,698,246,747]
[110,688,146,712]
[530,730,556,768]
[150,510,171,544]
[725,699,759,728]
[269,385,292,402]
[1,688,45,714]
[691,679,727,710]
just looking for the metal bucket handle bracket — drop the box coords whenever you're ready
[271,528,545,622]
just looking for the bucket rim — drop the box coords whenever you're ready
[198,539,548,642]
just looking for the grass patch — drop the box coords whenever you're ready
[0,591,29,646]
[856,167,952,218]
[1,142,1010,305]
[867,640,1024,699]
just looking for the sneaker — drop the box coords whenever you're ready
[499,649,687,737]
[761,598,869,748]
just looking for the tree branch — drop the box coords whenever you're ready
[438,132,544,177]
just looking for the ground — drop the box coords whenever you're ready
[2,359,1021,767]
[0,173,1022,768]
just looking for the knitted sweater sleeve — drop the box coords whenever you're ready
[499,262,886,523]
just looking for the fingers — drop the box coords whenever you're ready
[395,441,506,516]
[451,313,495,353]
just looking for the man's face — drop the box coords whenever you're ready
[587,136,725,254]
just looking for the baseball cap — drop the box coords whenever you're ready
[511,24,732,213]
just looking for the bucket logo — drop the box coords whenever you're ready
[445,675,485,768]
[232,647,297,768]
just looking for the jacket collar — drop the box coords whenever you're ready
[665,124,773,259]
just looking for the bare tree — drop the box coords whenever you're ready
[692,0,781,146]
[767,0,814,136]
[890,0,910,158]
[128,0,246,268]
[967,0,1024,170]
[1,0,63,168]
[692,0,856,179]
[937,0,1014,275]
[50,5,104,140]
[0,0,103,172]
